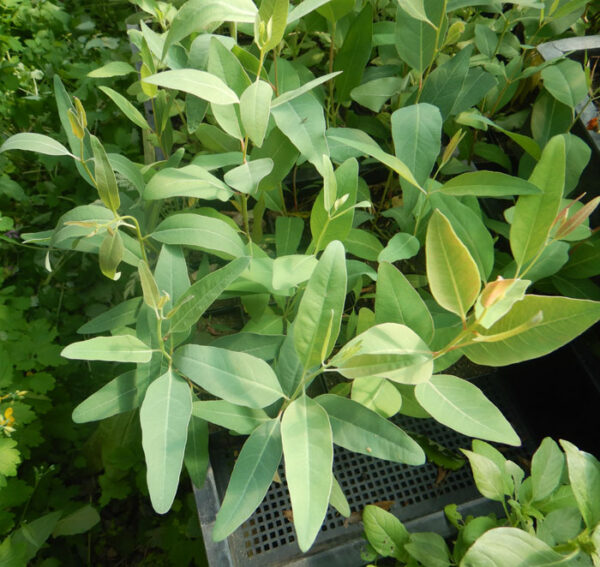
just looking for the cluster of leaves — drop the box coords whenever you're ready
[1,0,600,559]
[362,438,600,566]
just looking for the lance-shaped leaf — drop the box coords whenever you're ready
[440,171,541,197]
[271,72,341,108]
[173,344,284,408]
[462,295,600,366]
[154,245,190,313]
[426,210,480,321]
[510,135,565,271]
[99,86,150,130]
[143,70,239,105]
[169,256,249,334]
[256,0,288,53]
[223,158,274,195]
[293,240,347,369]
[78,298,141,334]
[144,165,232,201]
[192,400,270,434]
[375,263,434,343]
[62,335,153,363]
[415,375,520,446]
[0,133,73,157]
[138,260,161,313]
[363,505,410,562]
[240,81,272,148]
[330,323,433,384]
[281,396,333,552]
[460,527,569,567]
[140,370,192,514]
[152,213,246,259]
[213,420,282,540]
[330,476,350,518]
[317,395,425,465]
[184,416,209,489]
[90,135,120,213]
[72,370,150,423]
[560,440,600,529]
[351,377,403,418]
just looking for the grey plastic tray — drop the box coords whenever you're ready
[193,375,532,567]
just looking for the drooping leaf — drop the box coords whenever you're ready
[426,210,480,321]
[62,336,153,363]
[0,133,73,157]
[440,171,541,197]
[415,375,520,445]
[152,213,246,259]
[143,70,239,104]
[330,323,433,384]
[213,420,282,540]
[293,240,347,369]
[90,135,120,213]
[88,61,137,78]
[330,475,351,518]
[140,369,192,514]
[462,295,600,366]
[240,81,273,148]
[99,86,150,130]
[52,505,100,537]
[281,396,333,552]
[98,230,123,281]
[317,394,425,464]
[184,416,209,488]
[173,344,284,408]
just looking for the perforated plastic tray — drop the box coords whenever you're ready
[193,375,532,567]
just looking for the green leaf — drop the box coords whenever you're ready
[99,86,150,130]
[334,5,373,103]
[223,158,274,195]
[327,129,422,191]
[169,256,249,334]
[330,475,351,517]
[211,333,283,361]
[330,323,433,384]
[213,420,282,540]
[275,216,304,256]
[461,450,506,502]
[395,1,445,74]
[240,81,272,148]
[345,228,383,261]
[192,400,270,434]
[164,0,257,58]
[184,416,209,488]
[375,263,434,343]
[462,295,600,366]
[426,210,480,321]
[362,505,410,561]
[317,394,425,464]
[474,278,531,329]
[0,439,20,477]
[152,213,246,259]
[108,154,145,196]
[460,527,569,567]
[510,135,566,270]
[155,245,190,313]
[378,233,420,263]
[391,103,442,188]
[140,369,192,514]
[440,171,541,197]
[62,336,153,363]
[207,37,251,96]
[143,69,239,104]
[272,93,329,176]
[281,396,333,552]
[11,511,61,563]
[351,377,403,418]
[405,532,451,567]
[531,91,572,147]
[138,260,161,313]
[273,255,318,291]
[474,24,498,58]
[560,440,600,529]
[90,135,120,213]
[145,165,232,202]
[0,133,73,157]
[531,437,564,502]
[397,0,434,25]
[99,230,123,281]
[72,370,148,423]
[174,344,284,408]
[351,77,405,112]
[271,71,342,108]
[275,330,304,398]
[52,505,100,537]
[78,298,141,334]
[541,59,587,108]
[88,61,137,78]
[293,240,347,369]
[257,0,288,52]
[415,375,519,445]
[287,0,333,22]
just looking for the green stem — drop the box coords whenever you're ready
[120,215,149,263]
[241,193,251,242]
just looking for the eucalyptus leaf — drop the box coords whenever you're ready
[143,70,239,104]
[62,336,153,363]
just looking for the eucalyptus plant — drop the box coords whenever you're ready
[1,0,599,553]
[362,438,600,567]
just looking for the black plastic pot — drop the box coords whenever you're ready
[193,375,533,567]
